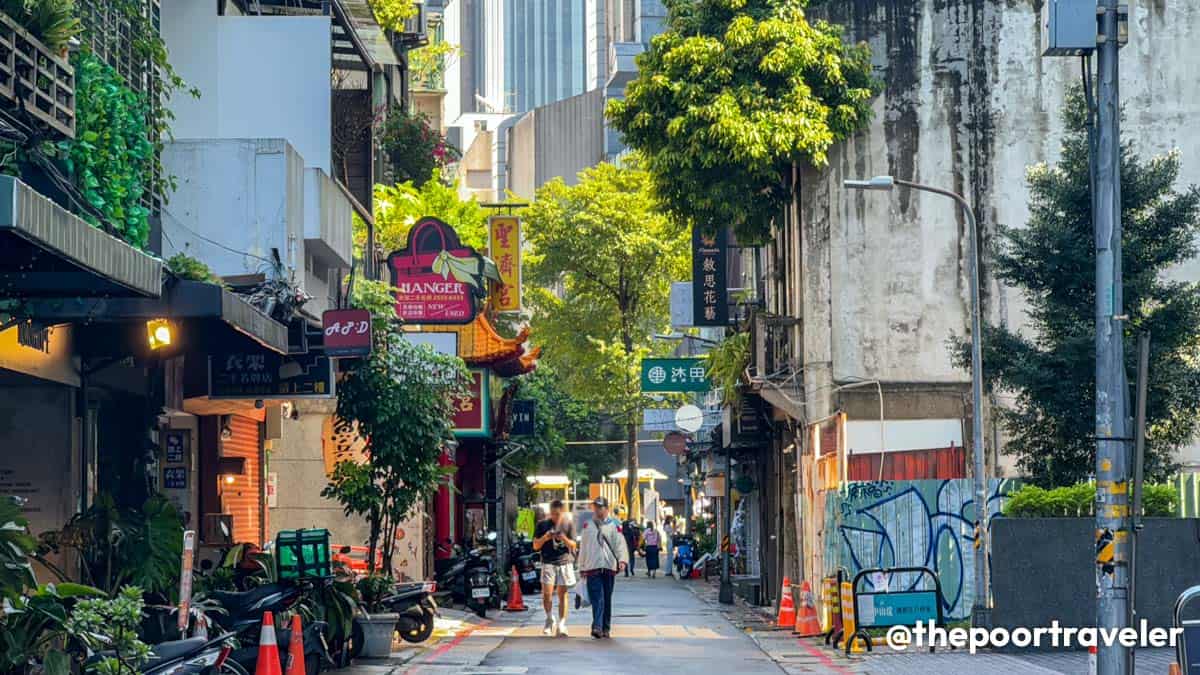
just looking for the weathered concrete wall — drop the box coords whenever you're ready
[507,88,606,199]
[803,0,1200,387]
[991,517,1200,630]
[267,399,370,547]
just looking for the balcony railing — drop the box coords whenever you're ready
[0,12,74,138]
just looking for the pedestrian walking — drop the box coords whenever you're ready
[642,521,661,578]
[532,499,577,636]
[664,515,677,578]
[621,517,641,577]
[578,496,629,639]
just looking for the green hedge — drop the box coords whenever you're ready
[1003,482,1179,518]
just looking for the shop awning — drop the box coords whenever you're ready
[22,279,289,354]
[0,176,162,298]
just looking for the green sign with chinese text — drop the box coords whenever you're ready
[640,358,711,392]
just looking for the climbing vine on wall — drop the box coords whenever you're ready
[58,51,153,248]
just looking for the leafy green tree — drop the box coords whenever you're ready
[509,366,620,482]
[961,91,1200,486]
[607,0,877,242]
[323,279,468,573]
[360,170,488,255]
[524,162,690,510]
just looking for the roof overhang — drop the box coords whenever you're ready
[22,279,289,354]
[0,176,162,298]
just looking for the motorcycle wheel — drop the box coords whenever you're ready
[350,620,365,660]
[220,659,251,675]
[397,614,436,643]
[305,652,322,675]
[474,604,487,619]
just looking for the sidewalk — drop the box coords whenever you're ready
[336,606,500,675]
[683,576,1177,675]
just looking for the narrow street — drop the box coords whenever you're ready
[401,575,784,674]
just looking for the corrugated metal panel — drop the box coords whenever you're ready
[221,415,264,544]
[847,446,966,481]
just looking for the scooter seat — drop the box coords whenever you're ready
[209,584,288,617]
[145,637,209,667]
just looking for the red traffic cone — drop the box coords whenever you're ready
[793,580,822,637]
[504,565,528,611]
[283,614,305,675]
[254,612,283,675]
[776,576,796,628]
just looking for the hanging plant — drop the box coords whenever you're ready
[57,50,153,248]
[704,332,750,407]
[0,0,82,53]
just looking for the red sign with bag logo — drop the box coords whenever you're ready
[322,309,372,357]
[387,217,487,324]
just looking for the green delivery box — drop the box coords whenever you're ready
[276,528,332,580]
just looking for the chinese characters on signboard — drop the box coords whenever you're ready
[322,308,372,357]
[452,369,490,437]
[692,227,728,326]
[208,351,335,399]
[387,217,487,324]
[488,215,522,312]
[640,358,712,392]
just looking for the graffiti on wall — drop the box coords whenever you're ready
[823,478,1016,620]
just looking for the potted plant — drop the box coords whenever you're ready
[353,574,396,659]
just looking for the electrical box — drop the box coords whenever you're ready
[1042,0,1096,56]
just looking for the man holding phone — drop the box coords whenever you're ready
[533,499,577,636]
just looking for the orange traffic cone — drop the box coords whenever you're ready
[776,576,796,628]
[283,614,305,675]
[254,612,283,675]
[504,565,528,611]
[793,580,822,637]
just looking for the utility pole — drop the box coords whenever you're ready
[1094,0,1130,672]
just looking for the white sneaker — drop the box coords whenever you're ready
[543,616,556,636]
[557,622,569,637]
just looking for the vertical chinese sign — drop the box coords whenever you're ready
[488,215,522,312]
[452,369,490,437]
[692,226,728,326]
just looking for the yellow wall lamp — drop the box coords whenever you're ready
[147,319,174,350]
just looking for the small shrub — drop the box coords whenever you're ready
[1003,482,1181,518]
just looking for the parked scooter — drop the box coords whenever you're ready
[139,632,245,675]
[386,581,439,643]
[433,532,501,618]
[508,533,540,595]
[203,574,331,674]
[673,534,696,578]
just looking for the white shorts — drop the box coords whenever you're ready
[540,562,577,588]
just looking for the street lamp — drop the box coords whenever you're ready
[843,175,989,625]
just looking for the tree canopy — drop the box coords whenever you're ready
[607,0,877,242]
[361,170,488,255]
[524,162,690,506]
[961,90,1200,486]
[508,366,620,483]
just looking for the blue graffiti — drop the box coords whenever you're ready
[825,478,1015,620]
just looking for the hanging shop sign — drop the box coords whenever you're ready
[641,357,711,392]
[208,351,335,399]
[322,308,372,357]
[387,217,487,324]
[692,226,728,326]
[488,215,522,312]
[511,399,535,436]
[453,369,491,437]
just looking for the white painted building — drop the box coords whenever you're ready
[159,1,357,318]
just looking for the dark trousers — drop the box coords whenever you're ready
[624,545,637,576]
[586,570,615,631]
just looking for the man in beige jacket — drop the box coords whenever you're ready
[576,496,629,639]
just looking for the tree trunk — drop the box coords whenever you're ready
[626,421,638,520]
